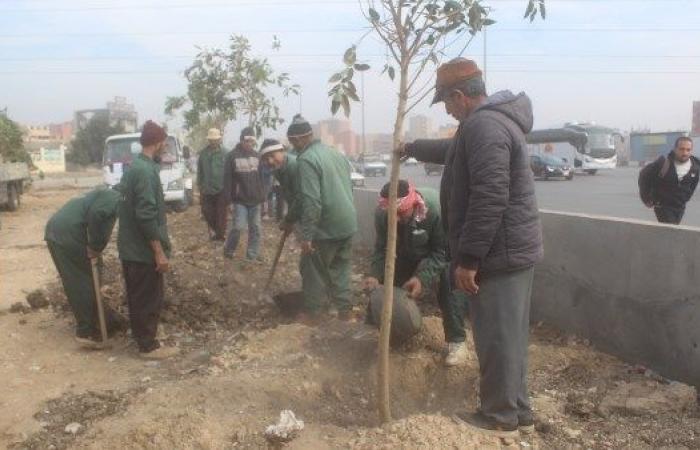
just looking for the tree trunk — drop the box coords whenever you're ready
[378,62,409,424]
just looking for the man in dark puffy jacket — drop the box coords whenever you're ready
[223,127,266,260]
[402,58,543,438]
[638,137,698,225]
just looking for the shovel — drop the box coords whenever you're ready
[90,258,110,348]
[264,229,291,292]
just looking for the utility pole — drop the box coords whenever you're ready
[483,26,488,89]
[361,71,366,154]
[299,89,303,114]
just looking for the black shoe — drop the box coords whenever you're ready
[518,413,535,434]
[454,411,518,438]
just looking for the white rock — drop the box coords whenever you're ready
[64,422,82,434]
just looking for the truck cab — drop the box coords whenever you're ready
[103,133,193,211]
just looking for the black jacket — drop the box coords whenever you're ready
[638,152,700,210]
[407,91,543,274]
[223,143,266,206]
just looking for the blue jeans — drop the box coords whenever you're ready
[224,204,261,259]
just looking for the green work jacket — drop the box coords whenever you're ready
[197,144,227,195]
[44,188,121,255]
[117,153,171,263]
[370,188,447,288]
[273,153,301,225]
[296,140,357,241]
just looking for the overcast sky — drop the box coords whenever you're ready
[1,0,699,139]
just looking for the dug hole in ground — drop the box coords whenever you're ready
[2,186,700,449]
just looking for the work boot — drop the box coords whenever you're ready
[518,412,535,435]
[454,411,518,439]
[444,341,467,366]
[140,345,180,360]
[75,335,105,350]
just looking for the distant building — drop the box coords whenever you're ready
[25,125,52,142]
[49,121,74,142]
[408,115,434,140]
[74,96,138,133]
[313,118,358,157]
[365,133,393,155]
[438,124,458,138]
[692,101,700,136]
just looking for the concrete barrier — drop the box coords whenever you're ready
[353,188,700,386]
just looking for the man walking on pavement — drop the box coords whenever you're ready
[364,180,469,366]
[639,136,698,225]
[45,187,127,348]
[287,115,358,323]
[118,120,179,360]
[401,58,543,437]
[259,138,301,231]
[223,127,266,261]
[197,128,228,240]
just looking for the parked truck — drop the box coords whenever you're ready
[629,131,687,166]
[0,159,30,211]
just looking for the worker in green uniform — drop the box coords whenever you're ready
[286,115,358,323]
[44,187,127,348]
[364,180,469,365]
[118,120,178,360]
[259,138,300,231]
[197,128,228,240]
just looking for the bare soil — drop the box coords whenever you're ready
[2,188,700,449]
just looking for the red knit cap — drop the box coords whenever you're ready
[140,120,167,147]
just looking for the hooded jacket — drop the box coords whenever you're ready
[638,152,700,211]
[407,91,543,275]
[223,143,266,206]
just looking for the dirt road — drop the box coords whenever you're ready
[1,187,699,449]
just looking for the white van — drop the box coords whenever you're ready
[103,133,193,211]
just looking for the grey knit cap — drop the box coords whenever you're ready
[286,114,312,138]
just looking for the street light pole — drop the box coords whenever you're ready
[361,71,367,154]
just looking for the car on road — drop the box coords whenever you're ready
[424,162,443,176]
[351,170,365,188]
[359,160,387,177]
[530,154,573,180]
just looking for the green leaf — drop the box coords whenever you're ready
[343,46,357,66]
[331,100,341,115]
[524,0,534,19]
[354,63,370,71]
[369,7,380,21]
[426,34,435,45]
[329,72,343,83]
[341,94,351,117]
[387,66,395,81]
[346,89,360,102]
[539,0,546,19]
[483,18,496,26]
[346,80,357,93]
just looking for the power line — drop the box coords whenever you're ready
[1,53,699,62]
[0,69,698,75]
[1,27,698,39]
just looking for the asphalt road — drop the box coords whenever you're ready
[360,164,700,227]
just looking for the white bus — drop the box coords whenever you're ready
[527,123,621,175]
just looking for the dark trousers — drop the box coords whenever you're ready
[466,266,534,427]
[47,241,123,338]
[394,260,467,343]
[201,192,228,239]
[122,261,163,352]
[654,206,685,225]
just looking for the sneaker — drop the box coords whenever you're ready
[518,413,535,435]
[444,341,468,366]
[75,336,106,350]
[139,345,180,360]
[454,411,518,439]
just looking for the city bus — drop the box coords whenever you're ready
[526,123,621,175]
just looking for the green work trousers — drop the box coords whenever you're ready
[393,259,468,343]
[47,241,121,338]
[300,237,353,313]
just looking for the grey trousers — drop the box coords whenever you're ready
[467,266,534,427]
